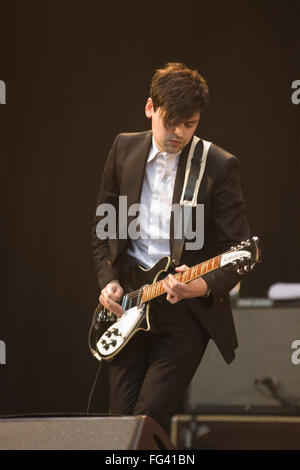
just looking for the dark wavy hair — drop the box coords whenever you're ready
[150,62,209,127]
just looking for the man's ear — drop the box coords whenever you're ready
[145,97,153,119]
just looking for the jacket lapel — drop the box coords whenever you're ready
[112,131,152,265]
[120,130,152,209]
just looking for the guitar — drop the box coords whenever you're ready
[89,236,261,361]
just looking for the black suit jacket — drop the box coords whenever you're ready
[91,130,250,363]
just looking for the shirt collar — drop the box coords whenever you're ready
[147,135,181,163]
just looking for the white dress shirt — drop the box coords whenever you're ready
[127,136,181,268]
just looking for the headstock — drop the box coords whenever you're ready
[220,236,261,274]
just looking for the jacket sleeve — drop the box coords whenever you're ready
[201,155,251,304]
[91,134,122,289]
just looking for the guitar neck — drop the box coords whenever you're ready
[141,255,221,303]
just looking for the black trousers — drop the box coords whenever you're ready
[106,299,210,434]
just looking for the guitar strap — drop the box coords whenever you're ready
[171,136,211,266]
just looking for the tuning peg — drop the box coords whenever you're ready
[237,267,244,275]
[244,265,250,272]
[250,263,256,270]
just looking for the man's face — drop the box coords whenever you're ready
[145,98,200,154]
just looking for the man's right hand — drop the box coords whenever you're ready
[99,280,124,317]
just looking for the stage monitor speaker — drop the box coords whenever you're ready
[0,415,175,450]
[186,307,300,412]
[171,414,300,450]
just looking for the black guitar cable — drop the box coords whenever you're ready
[86,302,104,413]
[86,359,103,414]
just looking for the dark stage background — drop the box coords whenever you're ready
[0,1,299,417]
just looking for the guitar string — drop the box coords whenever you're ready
[120,248,248,303]
[104,244,254,313]
[111,247,251,309]
[122,254,228,304]
[124,271,185,299]
[122,270,197,303]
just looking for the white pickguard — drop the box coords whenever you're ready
[96,305,146,358]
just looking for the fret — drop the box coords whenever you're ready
[141,255,221,303]
[142,287,148,302]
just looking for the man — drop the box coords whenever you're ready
[91,62,250,434]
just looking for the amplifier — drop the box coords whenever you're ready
[0,415,175,450]
[171,414,300,450]
[186,307,300,412]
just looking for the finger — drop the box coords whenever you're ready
[168,273,178,286]
[175,264,189,272]
[100,291,124,317]
[164,278,182,300]
[108,286,123,301]
[168,274,182,292]
[163,278,173,294]
[167,293,178,304]
[106,286,123,302]
[166,276,187,299]
[107,284,123,299]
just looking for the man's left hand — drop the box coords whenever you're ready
[162,264,210,304]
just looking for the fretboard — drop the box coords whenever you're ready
[141,255,221,303]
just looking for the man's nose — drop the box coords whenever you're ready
[173,124,184,137]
